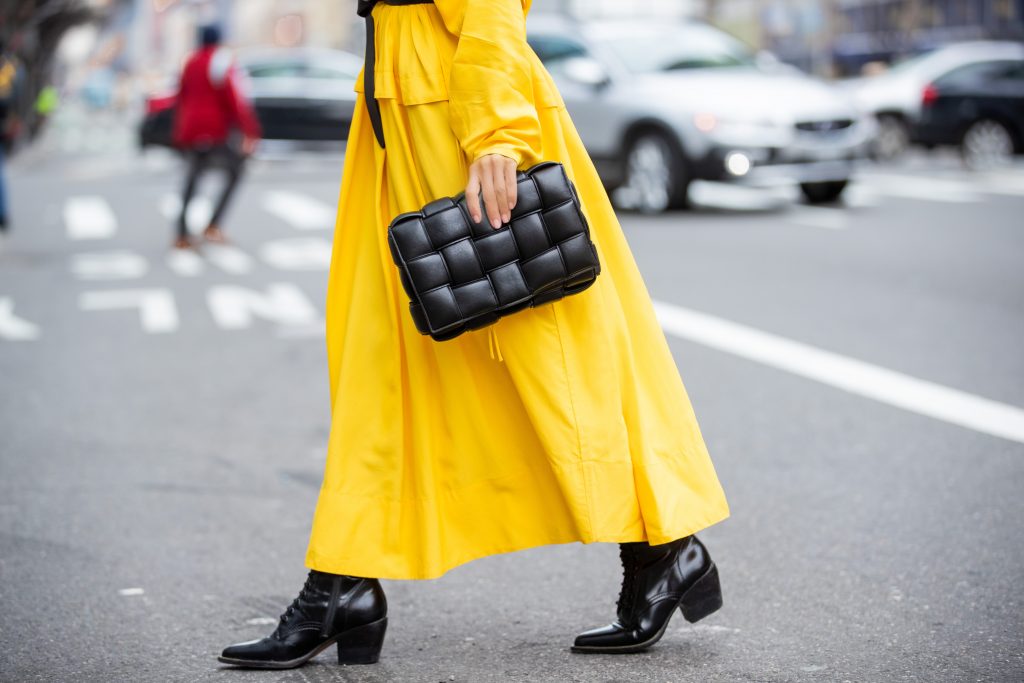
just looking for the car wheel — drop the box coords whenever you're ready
[800,180,848,204]
[961,119,1014,170]
[621,131,690,213]
[873,114,909,160]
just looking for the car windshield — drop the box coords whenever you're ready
[244,62,305,79]
[597,24,756,73]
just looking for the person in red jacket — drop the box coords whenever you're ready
[172,25,261,249]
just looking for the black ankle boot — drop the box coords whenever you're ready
[571,535,722,654]
[218,570,388,669]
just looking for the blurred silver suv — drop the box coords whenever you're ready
[527,17,876,212]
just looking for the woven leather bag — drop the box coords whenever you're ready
[387,161,601,341]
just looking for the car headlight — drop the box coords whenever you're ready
[724,151,752,176]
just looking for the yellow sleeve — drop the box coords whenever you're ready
[436,0,542,168]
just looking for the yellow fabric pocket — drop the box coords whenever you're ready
[354,4,456,106]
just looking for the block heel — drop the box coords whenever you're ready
[679,562,722,623]
[337,617,388,665]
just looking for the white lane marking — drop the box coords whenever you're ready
[689,181,790,212]
[653,301,1024,444]
[118,588,145,596]
[166,249,205,277]
[789,206,847,230]
[159,194,213,233]
[0,298,41,341]
[79,289,179,334]
[70,251,149,280]
[207,283,319,330]
[263,191,335,230]
[860,174,979,203]
[841,183,880,208]
[975,170,1024,197]
[203,244,253,274]
[245,617,277,626]
[64,196,117,240]
[259,237,332,271]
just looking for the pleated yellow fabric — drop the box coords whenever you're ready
[305,0,729,580]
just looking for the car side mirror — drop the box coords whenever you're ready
[559,56,610,88]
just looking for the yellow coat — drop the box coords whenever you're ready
[305,0,729,580]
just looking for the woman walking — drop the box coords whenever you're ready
[219,0,729,669]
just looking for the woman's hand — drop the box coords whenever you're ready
[466,153,518,229]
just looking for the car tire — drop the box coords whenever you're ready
[873,114,909,161]
[961,119,1015,170]
[620,131,690,213]
[800,180,848,204]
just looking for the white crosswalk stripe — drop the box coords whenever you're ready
[64,196,118,240]
[0,298,41,341]
[70,251,149,280]
[259,238,333,271]
[263,190,336,230]
[78,289,179,334]
[203,244,254,274]
[165,249,205,277]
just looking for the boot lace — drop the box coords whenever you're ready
[615,543,640,622]
[272,571,317,638]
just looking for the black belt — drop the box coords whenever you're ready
[357,0,435,148]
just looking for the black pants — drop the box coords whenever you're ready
[179,144,246,239]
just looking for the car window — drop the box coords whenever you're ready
[935,60,1021,87]
[997,60,1024,82]
[597,25,755,73]
[245,63,305,79]
[305,65,358,80]
[528,36,589,65]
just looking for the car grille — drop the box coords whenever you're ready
[795,119,854,133]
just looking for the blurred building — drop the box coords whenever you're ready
[832,0,1024,74]
[703,0,1024,76]
[531,0,703,19]
[54,0,362,104]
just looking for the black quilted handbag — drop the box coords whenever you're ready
[387,161,601,341]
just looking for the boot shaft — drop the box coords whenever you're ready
[616,537,708,624]
[284,571,387,638]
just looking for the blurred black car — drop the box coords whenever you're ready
[913,58,1024,168]
[140,47,362,149]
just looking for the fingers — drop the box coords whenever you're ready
[505,161,517,213]
[492,162,511,227]
[466,166,482,224]
[467,154,518,230]
[480,162,500,229]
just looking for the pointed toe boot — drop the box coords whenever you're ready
[218,570,388,669]
[572,535,722,654]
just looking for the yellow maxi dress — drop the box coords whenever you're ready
[305,0,730,580]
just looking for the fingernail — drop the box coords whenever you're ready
[502,213,510,223]
[491,218,501,229]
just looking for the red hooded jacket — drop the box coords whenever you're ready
[172,45,261,148]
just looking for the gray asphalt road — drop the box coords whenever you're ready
[2,145,1022,683]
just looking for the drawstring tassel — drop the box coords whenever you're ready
[487,327,504,363]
